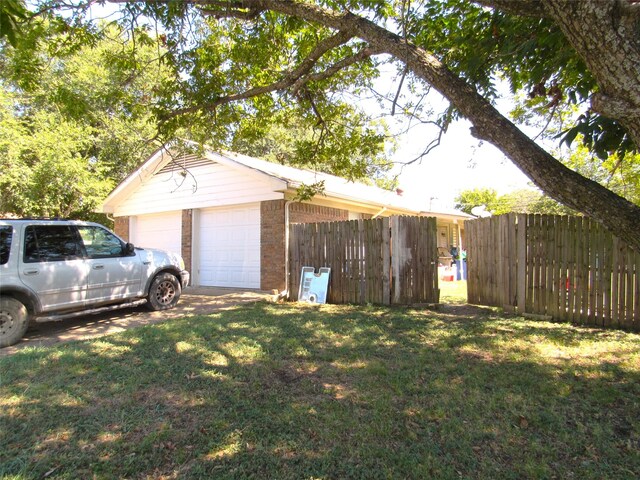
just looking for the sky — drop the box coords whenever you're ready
[393,117,533,209]
[373,72,537,210]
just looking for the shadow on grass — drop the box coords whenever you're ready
[1,302,639,479]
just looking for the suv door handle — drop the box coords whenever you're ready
[93,265,105,270]
[23,269,39,275]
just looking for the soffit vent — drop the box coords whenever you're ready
[156,154,215,175]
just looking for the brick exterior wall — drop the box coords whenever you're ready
[261,200,287,291]
[114,216,130,241]
[260,200,349,292]
[289,203,349,224]
[181,209,193,275]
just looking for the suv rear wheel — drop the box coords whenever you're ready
[0,297,29,347]
[147,273,181,311]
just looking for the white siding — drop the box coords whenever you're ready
[113,162,285,217]
[131,212,182,254]
[197,204,260,288]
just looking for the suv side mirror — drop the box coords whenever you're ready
[125,242,136,255]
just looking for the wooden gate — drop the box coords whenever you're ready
[289,216,439,305]
[466,214,639,330]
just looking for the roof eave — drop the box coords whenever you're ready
[100,147,167,213]
[282,185,421,216]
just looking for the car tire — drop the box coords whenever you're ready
[147,273,181,311]
[0,297,29,348]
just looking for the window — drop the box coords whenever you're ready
[0,226,12,265]
[77,226,125,258]
[24,225,82,263]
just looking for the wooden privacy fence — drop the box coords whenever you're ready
[466,214,639,330]
[289,216,439,305]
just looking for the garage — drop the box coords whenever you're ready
[198,204,260,288]
[130,211,182,254]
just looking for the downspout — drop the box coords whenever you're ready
[281,200,294,300]
[372,206,387,219]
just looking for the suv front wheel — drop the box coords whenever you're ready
[0,297,29,348]
[147,273,181,311]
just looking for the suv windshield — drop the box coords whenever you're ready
[0,226,12,265]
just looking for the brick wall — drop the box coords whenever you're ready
[181,210,192,274]
[260,200,349,292]
[289,203,349,224]
[114,216,129,241]
[261,200,286,291]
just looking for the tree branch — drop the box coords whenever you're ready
[591,92,640,119]
[236,0,640,250]
[291,44,381,96]
[199,1,263,20]
[391,67,407,116]
[162,30,355,120]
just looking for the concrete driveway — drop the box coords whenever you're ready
[0,287,273,357]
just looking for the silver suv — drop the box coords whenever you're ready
[0,219,190,347]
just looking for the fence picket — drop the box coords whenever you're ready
[597,221,607,325]
[288,216,438,306]
[587,220,596,325]
[461,214,638,331]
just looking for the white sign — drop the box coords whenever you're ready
[298,267,331,304]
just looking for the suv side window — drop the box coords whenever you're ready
[77,226,126,258]
[0,226,12,265]
[24,225,83,263]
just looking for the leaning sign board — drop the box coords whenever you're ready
[298,267,331,304]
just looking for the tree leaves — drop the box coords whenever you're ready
[0,0,27,47]
[0,22,168,220]
[454,187,574,215]
[558,113,636,161]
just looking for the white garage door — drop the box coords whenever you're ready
[131,211,182,254]
[199,204,260,288]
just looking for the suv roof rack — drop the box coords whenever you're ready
[0,217,71,221]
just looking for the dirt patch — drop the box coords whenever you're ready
[0,288,273,356]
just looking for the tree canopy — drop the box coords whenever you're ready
[0,8,395,219]
[454,187,574,216]
[3,0,640,249]
[0,21,169,220]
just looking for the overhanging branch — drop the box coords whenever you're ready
[162,30,357,120]
[235,0,640,250]
[291,44,381,96]
[104,0,640,250]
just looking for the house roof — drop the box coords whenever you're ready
[101,145,473,221]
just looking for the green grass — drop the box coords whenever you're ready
[1,301,639,479]
[439,280,468,304]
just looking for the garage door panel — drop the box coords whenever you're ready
[132,212,182,254]
[199,205,260,288]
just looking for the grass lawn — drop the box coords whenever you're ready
[439,280,468,304]
[1,296,639,479]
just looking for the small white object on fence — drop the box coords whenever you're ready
[298,267,331,304]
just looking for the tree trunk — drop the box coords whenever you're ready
[246,0,640,250]
[541,0,640,147]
